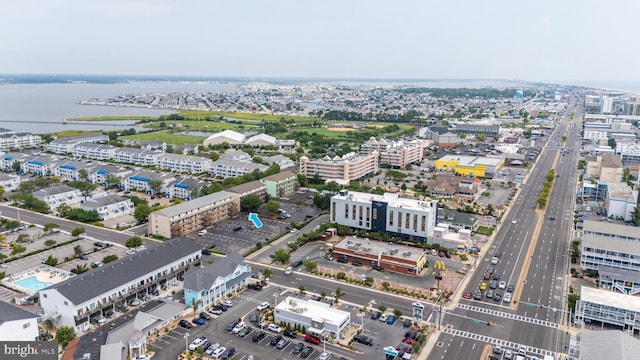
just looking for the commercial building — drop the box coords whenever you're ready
[274,296,351,340]
[436,208,478,231]
[299,152,379,184]
[601,182,638,221]
[585,153,624,182]
[333,236,429,275]
[577,330,640,360]
[183,253,251,311]
[580,220,640,273]
[0,300,40,341]
[330,190,438,242]
[575,287,640,334]
[148,191,235,238]
[39,238,202,333]
[203,130,246,146]
[260,170,298,198]
[435,155,503,178]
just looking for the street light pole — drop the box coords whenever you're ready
[183,332,189,352]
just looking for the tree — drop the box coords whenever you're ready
[476,133,486,141]
[0,185,5,200]
[334,287,345,304]
[241,195,264,213]
[311,173,323,185]
[105,174,122,189]
[11,244,26,256]
[125,236,142,249]
[55,326,76,348]
[191,297,201,314]
[73,245,83,258]
[71,227,86,237]
[134,203,152,224]
[273,248,290,264]
[298,285,306,294]
[148,179,163,196]
[78,169,89,181]
[304,260,317,273]
[74,263,89,274]
[393,309,403,318]
[103,255,118,263]
[43,239,56,248]
[312,194,330,210]
[633,203,640,227]
[67,181,97,199]
[320,291,327,300]
[261,268,272,282]
[265,200,281,215]
[297,174,308,187]
[44,255,58,266]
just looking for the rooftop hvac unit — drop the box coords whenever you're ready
[390,249,399,255]
[403,252,412,257]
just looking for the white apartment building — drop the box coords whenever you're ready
[602,182,638,221]
[80,194,135,220]
[583,130,610,142]
[0,173,21,192]
[73,143,119,160]
[330,190,438,241]
[263,154,295,170]
[210,159,268,178]
[123,171,173,194]
[580,220,640,273]
[22,158,55,176]
[575,287,640,334]
[0,301,40,341]
[46,134,109,154]
[299,152,379,184]
[54,161,92,181]
[115,148,164,166]
[39,238,202,333]
[0,132,42,149]
[157,153,212,174]
[617,143,640,166]
[1,153,31,172]
[32,185,83,208]
[91,165,133,186]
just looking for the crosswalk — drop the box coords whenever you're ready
[442,327,558,358]
[236,294,263,304]
[457,303,560,329]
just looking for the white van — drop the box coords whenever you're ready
[198,229,207,236]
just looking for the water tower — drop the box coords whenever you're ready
[515,90,524,103]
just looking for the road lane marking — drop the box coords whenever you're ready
[457,303,560,329]
[442,327,559,358]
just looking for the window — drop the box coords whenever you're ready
[366,207,370,221]
[352,205,356,220]
[389,211,394,226]
[405,213,410,229]
[421,216,426,231]
[372,208,377,221]
[359,206,363,220]
[398,212,402,228]
[413,214,418,231]
[344,204,348,218]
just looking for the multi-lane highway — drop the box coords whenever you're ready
[428,95,583,360]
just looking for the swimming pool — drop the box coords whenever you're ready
[15,276,53,292]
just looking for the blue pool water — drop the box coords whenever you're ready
[16,276,53,291]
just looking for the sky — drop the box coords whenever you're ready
[2,0,639,83]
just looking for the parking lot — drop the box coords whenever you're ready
[149,287,412,360]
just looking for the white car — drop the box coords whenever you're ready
[126,249,136,255]
[284,266,292,275]
[318,351,332,360]
[512,219,517,224]
[379,313,390,322]
[232,321,246,334]
[268,324,282,333]
[290,229,298,234]
[198,230,207,236]
[188,336,207,351]
[0,264,7,268]
[137,245,147,251]
[503,293,512,303]
[212,346,225,358]
[430,249,438,256]
[504,349,513,359]
[205,343,220,356]
[257,301,270,311]
[221,300,233,307]
[518,345,527,355]
[498,281,506,289]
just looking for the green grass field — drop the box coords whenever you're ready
[119,131,206,145]
[56,130,104,137]
[66,116,157,121]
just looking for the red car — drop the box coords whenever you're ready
[483,272,491,280]
[463,291,472,299]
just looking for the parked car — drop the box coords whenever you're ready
[463,291,472,299]
[211,347,225,358]
[372,265,384,272]
[438,251,446,257]
[473,291,483,300]
[249,313,258,323]
[503,292,512,303]
[238,326,252,338]
[220,347,235,360]
[498,281,506,290]
[247,283,262,291]
[205,343,220,356]
[192,317,206,325]
[284,329,297,338]
[268,324,282,333]
[300,346,314,358]
[292,342,305,354]
[198,230,207,236]
[403,318,412,328]
[252,331,266,342]
[284,266,293,275]
[486,290,494,299]
[430,249,438,256]
[231,321,246,334]
[353,334,374,346]
[318,351,332,360]
[386,315,397,324]
[292,259,303,267]
[270,335,283,346]
[370,311,382,320]
[304,333,321,345]
[188,336,207,351]
[276,338,290,349]
[379,312,390,322]
[257,301,270,311]
[209,307,222,315]
[224,320,238,331]
[507,284,514,292]
[199,312,211,320]
[324,254,334,261]
[483,272,491,280]
[337,256,348,263]
[179,320,193,329]
[221,300,233,307]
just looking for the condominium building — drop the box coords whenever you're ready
[379,141,424,169]
[72,143,119,160]
[226,181,268,210]
[33,184,83,208]
[330,190,438,242]
[575,287,640,334]
[210,159,268,178]
[46,134,109,154]
[299,152,378,184]
[580,220,640,273]
[0,301,40,341]
[260,170,298,198]
[39,238,201,333]
[157,153,212,174]
[115,148,164,166]
[0,132,42,149]
[148,191,235,238]
[53,161,91,181]
[80,194,134,220]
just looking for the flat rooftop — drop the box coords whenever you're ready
[275,296,349,324]
[335,236,425,262]
[580,287,640,313]
[332,191,437,212]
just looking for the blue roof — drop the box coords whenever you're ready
[28,160,44,165]
[96,169,108,174]
[60,165,76,170]
[175,183,189,189]
[130,176,151,182]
